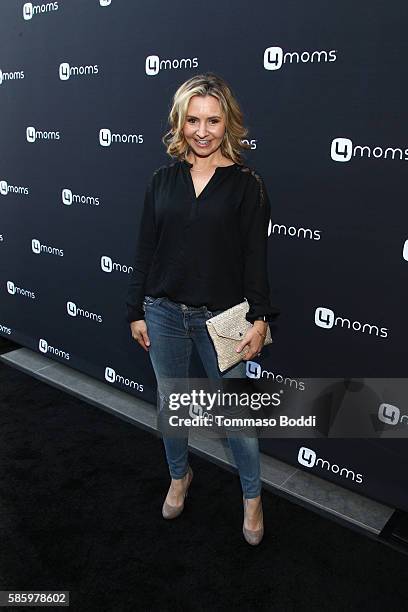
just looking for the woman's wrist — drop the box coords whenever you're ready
[253,320,268,338]
[253,320,268,328]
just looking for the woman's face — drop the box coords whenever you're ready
[182,94,226,158]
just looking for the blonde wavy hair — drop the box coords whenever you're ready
[162,72,252,165]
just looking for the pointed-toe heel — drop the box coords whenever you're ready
[162,466,193,520]
[242,496,264,545]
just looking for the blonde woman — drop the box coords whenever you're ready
[126,72,279,545]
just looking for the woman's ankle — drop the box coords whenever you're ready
[170,470,189,488]
[244,494,261,502]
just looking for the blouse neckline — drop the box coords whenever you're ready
[182,159,237,171]
[181,158,237,201]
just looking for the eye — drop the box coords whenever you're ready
[186,118,220,124]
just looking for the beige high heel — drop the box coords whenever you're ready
[162,466,193,519]
[242,495,264,545]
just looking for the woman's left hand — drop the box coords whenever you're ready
[235,322,268,360]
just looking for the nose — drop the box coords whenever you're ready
[195,121,209,139]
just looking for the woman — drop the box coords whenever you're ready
[126,72,279,546]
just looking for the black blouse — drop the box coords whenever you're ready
[125,158,280,324]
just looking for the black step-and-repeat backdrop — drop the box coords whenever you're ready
[1,1,407,510]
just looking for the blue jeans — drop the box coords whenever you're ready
[143,295,261,499]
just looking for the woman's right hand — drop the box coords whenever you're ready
[130,319,151,352]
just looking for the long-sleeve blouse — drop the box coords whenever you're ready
[125,158,280,324]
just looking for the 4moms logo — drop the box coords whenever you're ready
[331,138,408,163]
[100,255,133,274]
[38,338,69,359]
[66,301,102,323]
[23,2,59,20]
[104,366,143,391]
[99,128,143,146]
[315,307,388,339]
[0,69,24,85]
[26,126,60,142]
[263,46,337,70]
[145,55,198,76]
[59,62,99,80]
[378,403,408,427]
[297,446,363,484]
[0,179,28,196]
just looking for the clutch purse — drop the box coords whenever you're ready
[205,299,273,373]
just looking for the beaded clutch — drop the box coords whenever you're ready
[205,299,272,372]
